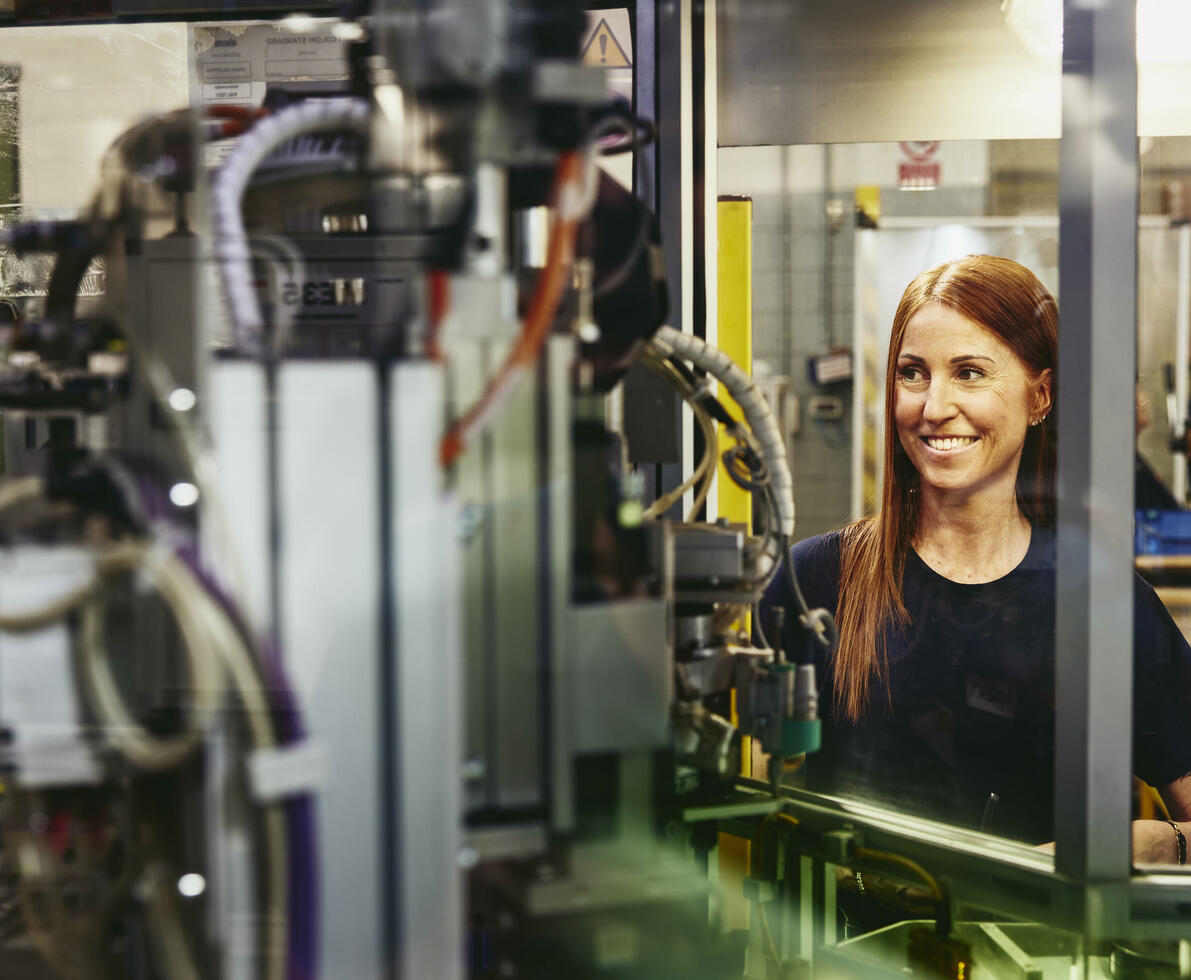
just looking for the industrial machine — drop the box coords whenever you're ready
[0,1,1183,979]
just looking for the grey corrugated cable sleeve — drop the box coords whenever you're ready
[654,325,796,540]
[212,98,372,356]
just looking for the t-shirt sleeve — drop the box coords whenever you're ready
[1133,575,1191,787]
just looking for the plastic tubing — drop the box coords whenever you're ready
[653,325,795,540]
[439,149,593,468]
[211,98,372,356]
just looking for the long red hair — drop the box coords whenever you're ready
[833,255,1058,721]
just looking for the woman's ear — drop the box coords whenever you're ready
[1033,368,1054,420]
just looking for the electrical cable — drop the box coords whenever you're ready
[249,232,308,359]
[142,864,203,980]
[211,97,372,356]
[0,478,48,516]
[0,534,288,980]
[637,348,716,519]
[852,846,942,902]
[778,522,837,660]
[76,542,224,771]
[651,325,795,543]
[440,148,594,468]
[752,602,770,652]
[592,110,656,157]
[589,109,656,299]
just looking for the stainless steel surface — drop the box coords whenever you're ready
[546,336,576,833]
[572,598,671,754]
[490,342,542,808]
[716,0,1059,146]
[1054,0,1137,897]
[455,334,542,812]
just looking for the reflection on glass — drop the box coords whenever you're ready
[732,138,1191,867]
[1134,136,1191,871]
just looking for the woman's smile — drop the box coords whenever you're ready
[921,435,979,454]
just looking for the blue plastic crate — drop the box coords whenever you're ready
[1136,509,1191,555]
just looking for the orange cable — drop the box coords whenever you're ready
[439,150,584,468]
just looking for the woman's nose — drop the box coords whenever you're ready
[922,380,956,422]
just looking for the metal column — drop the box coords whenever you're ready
[1054,0,1137,907]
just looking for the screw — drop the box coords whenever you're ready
[458,504,484,542]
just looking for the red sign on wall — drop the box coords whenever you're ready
[898,141,941,190]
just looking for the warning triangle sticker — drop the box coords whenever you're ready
[582,18,631,68]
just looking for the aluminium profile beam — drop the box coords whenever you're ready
[1054,0,1137,906]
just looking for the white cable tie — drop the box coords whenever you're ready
[131,541,173,596]
[247,740,328,803]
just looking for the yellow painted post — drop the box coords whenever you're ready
[716,196,754,537]
[716,195,753,933]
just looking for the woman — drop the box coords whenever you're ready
[766,254,1191,861]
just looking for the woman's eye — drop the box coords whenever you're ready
[898,365,925,382]
[957,366,985,381]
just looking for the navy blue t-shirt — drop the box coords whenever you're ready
[763,526,1191,844]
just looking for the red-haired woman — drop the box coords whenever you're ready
[765,254,1191,862]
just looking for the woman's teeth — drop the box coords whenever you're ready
[925,436,976,451]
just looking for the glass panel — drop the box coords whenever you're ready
[1133,35,1191,876]
[722,136,1065,857]
[718,0,1073,880]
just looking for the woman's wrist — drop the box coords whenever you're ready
[1167,820,1187,865]
[1131,819,1189,863]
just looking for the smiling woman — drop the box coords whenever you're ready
[763,254,1191,863]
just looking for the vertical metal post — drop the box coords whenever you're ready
[1055,0,1137,895]
[809,857,836,951]
[389,362,462,980]
[546,337,576,832]
[277,363,385,976]
[1174,225,1190,501]
[654,0,693,505]
[634,1,656,208]
[716,196,754,530]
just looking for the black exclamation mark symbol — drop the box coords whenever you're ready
[599,33,607,63]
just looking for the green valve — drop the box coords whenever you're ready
[782,718,821,756]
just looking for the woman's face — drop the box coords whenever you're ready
[893,302,1051,503]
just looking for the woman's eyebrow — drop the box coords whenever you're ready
[897,352,996,364]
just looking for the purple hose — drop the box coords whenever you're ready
[181,545,320,980]
[124,467,318,980]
